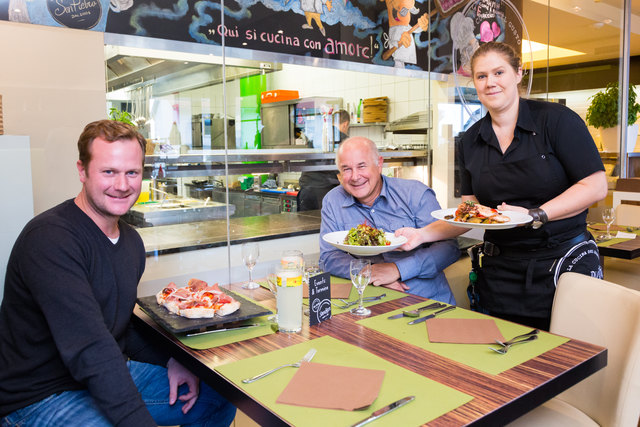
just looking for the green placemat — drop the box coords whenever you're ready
[259,277,406,315]
[216,336,472,426]
[357,304,570,376]
[597,236,638,247]
[175,315,276,350]
[590,223,640,247]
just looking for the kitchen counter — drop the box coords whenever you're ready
[125,198,233,227]
[136,209,478,257]
[137,210,322,256]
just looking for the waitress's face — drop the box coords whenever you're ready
[472,51,522,113]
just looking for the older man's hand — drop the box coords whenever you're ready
[381,280,409,292]
[370,263,401,286]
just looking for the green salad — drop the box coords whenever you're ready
[343,222,390,246]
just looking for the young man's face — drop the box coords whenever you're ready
[77,136,144,221]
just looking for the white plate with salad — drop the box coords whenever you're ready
[322,230,407,256]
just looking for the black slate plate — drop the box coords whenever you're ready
[136,290,272,334]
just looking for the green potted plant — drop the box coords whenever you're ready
[108,107,136,126]
[586,82,640,152]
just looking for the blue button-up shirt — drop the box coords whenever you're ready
[319,175,459,304]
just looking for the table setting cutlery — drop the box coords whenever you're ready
[407,305,455,325]
[242,348,317,383]
[185,323,263,337]
[331,293,386,309]
[351,395,415,427]
[387,302,445,319]
[494,328,540,347]
[489,335,538,354]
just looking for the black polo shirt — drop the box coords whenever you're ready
[459,98,604,249]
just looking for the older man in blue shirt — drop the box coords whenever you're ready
[319,137,459,304]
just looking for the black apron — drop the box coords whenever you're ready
[472,129,602,320]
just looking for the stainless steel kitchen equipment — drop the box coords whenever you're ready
[124,198,235,227]
[260,97,343,149]
[192,114,236,149]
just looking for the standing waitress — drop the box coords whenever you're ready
[397,42,608,330]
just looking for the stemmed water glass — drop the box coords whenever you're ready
[349,259,372,316]
[602,207,616,239]
[241,242,260,289]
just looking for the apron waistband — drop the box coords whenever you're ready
[483,232,591,258]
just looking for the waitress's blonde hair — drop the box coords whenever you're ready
[470,41,521,75]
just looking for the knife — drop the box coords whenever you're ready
[185,323,262,337]
[407,305,456,325]
[351,395,415,427]
[387,302,443,319]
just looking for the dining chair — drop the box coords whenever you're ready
[507,272,640,427]
[614,203,640,227]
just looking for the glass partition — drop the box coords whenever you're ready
[102,0,639,284]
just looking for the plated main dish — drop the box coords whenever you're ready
[431,202,532,230]
[156,278,241,318]
[323,223,407,257]
[448,201,510,224]
[343,222,391,246]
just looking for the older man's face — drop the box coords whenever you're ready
[337,141,383,206]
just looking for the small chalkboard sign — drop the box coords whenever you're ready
[308,272,331,326]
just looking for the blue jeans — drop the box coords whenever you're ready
[1,361,236,427]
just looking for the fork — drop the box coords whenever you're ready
[332,293,387,309]
[241,348,317,383]
[495,328,540,347]
[489,335,539,354]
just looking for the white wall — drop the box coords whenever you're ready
[0,136,34,305]
[139,233,320,296]
[0,21,106,215]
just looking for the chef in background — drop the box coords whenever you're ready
[297,109,350,211]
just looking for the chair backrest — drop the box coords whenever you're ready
[614,203,640,227]
[550,272,640,427]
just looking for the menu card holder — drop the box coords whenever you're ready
[308,272,331,326]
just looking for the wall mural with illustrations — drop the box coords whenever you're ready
[0,0,524,75]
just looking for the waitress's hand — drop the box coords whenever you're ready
[394,227,425,251]
[497,202,528,213]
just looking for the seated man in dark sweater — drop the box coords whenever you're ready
[0,120,236,426]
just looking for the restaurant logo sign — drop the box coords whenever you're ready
[46,0,104,30]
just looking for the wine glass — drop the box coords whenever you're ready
[241,242,260,289]
[349,259,372,316]
[602,207,616,239]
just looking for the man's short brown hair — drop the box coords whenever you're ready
[77,120,146,167]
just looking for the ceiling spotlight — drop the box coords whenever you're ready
[573,6,581,12]
[603,18,612,24]
[593,22,604,29]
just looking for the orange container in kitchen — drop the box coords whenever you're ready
[261,90,299,104]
